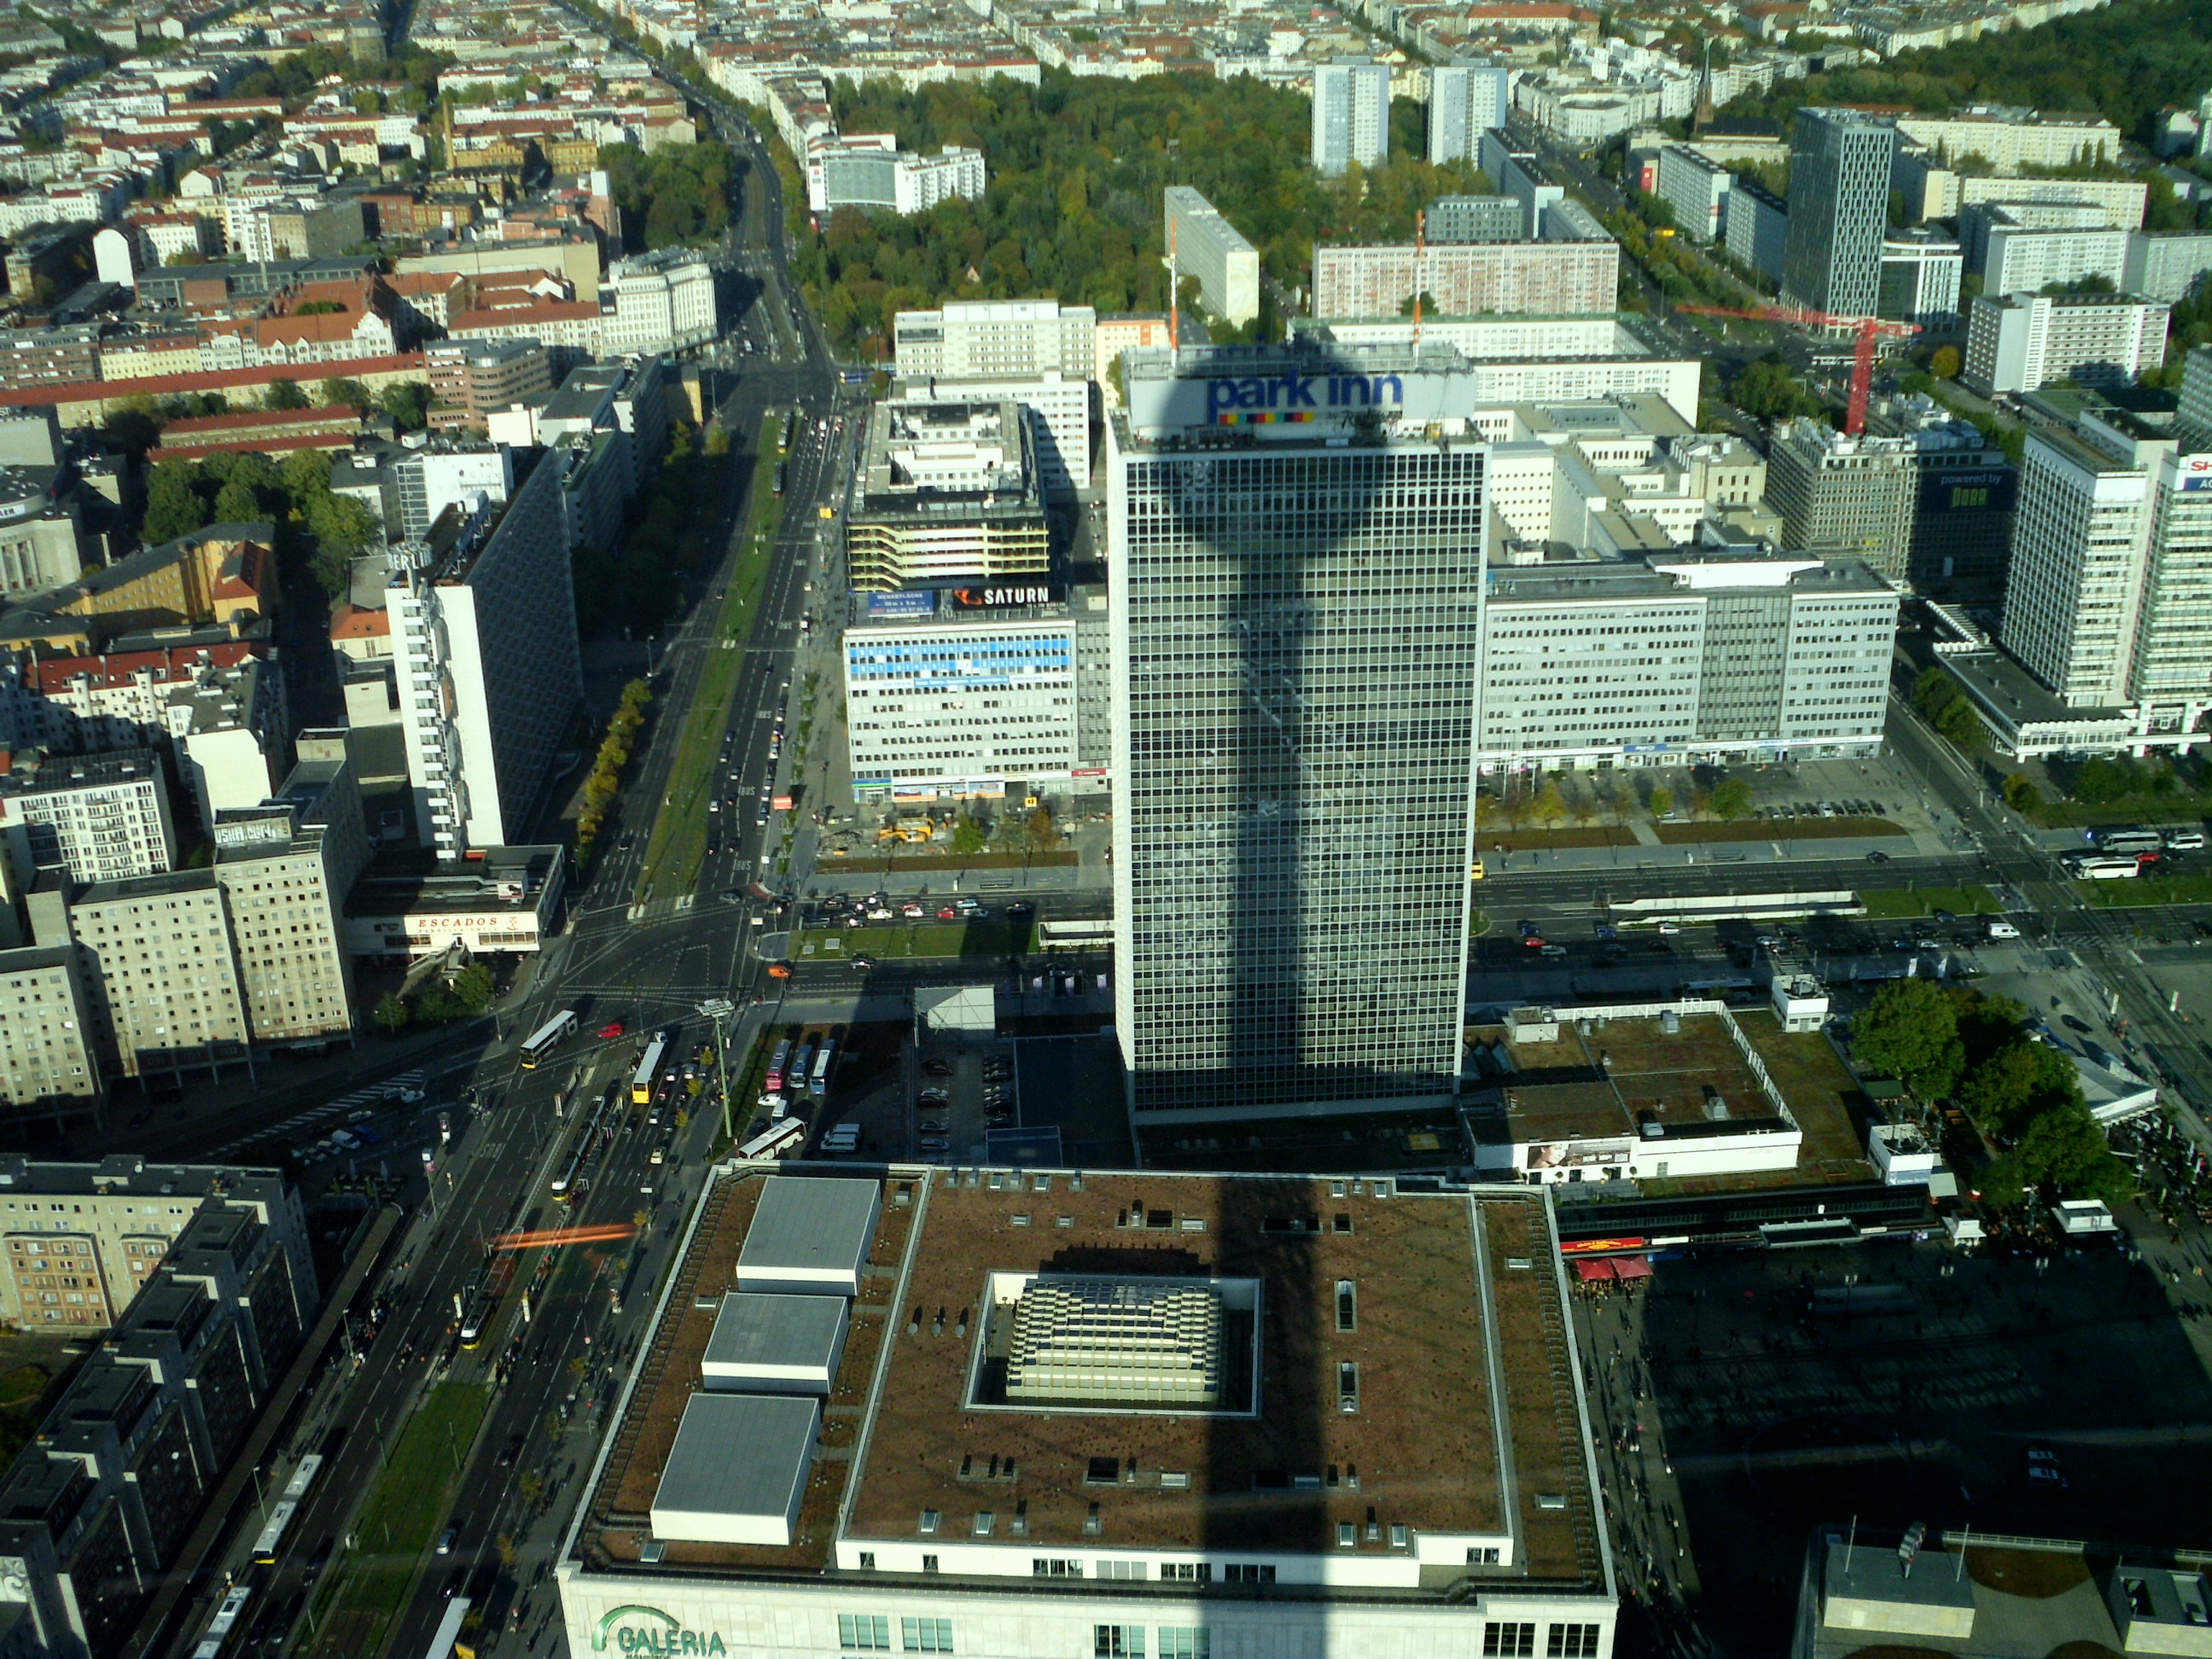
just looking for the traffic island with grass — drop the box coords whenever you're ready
[795,922,1038,960]
[303,1382,489,1657]
[1859,886,2000,919]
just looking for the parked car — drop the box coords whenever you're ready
[598,1022,626,1039]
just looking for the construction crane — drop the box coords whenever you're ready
[1676,303,1919,436]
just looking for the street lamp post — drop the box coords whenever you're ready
[697,998,737,1144]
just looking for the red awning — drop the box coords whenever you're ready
[1610,1255,1655,1280]
[1571,1257,1617,1283]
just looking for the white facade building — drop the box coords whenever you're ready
[1965,291,2169,396]
[1312,59,1390,175]
[1428,63,1509,164]
[0,750,175,887]
[1654,144,1732,242]
[893,300,1096,381]
[1162,187,1260,327]
[0,945,100,1110]
[390,447,584,857]
[844,609,1095,802]
[808,136,987,216]
[1478,553,1901,769]
[1981,221,2130,296]
[2124,230,2212,302]
[603,250,719,354]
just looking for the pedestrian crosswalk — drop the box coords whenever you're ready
[210,1069,429,1159]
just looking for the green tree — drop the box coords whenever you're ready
[1532,780,1569,827]
[951,814,987,854]
[1930,344,1962,379]
[1851,977,1966,1102]
[1710,778,1753,819]
[1936,696,1980,747]
[1025,803,1057,850]
[1959,1035,2082,1138]
[451,962,497,1014]
[141,460,207,544]
[265,378,310,410]
[2001,771,2042,812]
[212,476,263,525]
[373,992,409,1034]
[379,381,432,429]
[1647,784,1674,818]
[318,376,372,409]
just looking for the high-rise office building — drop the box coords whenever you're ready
[1312,60,1391,177]
[2000,410,2172,707]
[892,300,1097,381]
[1999,402,2212,730]
[1780,108,1897,317]
[1107,343,1485,1122]
[1767,404,2016,597]
[1428,63,1508,164]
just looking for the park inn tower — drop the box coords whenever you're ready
[1107,343,1489,1122]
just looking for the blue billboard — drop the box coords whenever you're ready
[864,590,938,619]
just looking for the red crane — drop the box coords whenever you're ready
[1676,303,1919,436]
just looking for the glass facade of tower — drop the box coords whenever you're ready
[1109,434,1486,1120]
[1781,108,1897,319]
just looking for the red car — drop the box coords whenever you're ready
[597,1021,626,1039]
[937,906,958,920]
[1521,935,1545,950]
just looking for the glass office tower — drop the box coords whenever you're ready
[1108,345,1487,1121]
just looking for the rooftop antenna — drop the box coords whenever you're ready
[1412,209,1425,350]
[1845,1516,1857,1574]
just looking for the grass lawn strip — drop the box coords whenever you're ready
[1859,886,1999,919]
[306,1382,488,1656]
[795,922,1037,959]
[635,415,784,905]
[2075,872,2212,906]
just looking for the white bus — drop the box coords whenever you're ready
[426,1597,474,1659]
[2094,830,2165,855]
[739,1120,806,1161]
[631,1036,667,1106]
[2067,854,2145,880]
[519,1011,578,1068]
[810,1041,834,1098]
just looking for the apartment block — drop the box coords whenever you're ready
[1312,59,1390,175]
[1162,187,1260,327]
[1725,177,1789,283]
[1965,291,2169,396]
[1654,144,1732,242]
[1093,314,1172,404]
[893,300,1096,381]
[1427,62,1509,164]
[0,749,175,887]
[0,946,99,1115]
[1895,108,2122,174]
[207,758,367,1047]
[391,444,584,856]
[845,399,1050,592]
[0,1167,313,1659]
[2123,230,2212,303]
[0,1156,306,1334]
[1479,552,1899,769]
[61,870,249,1082]
[1310,239,1619,319]
[1980,218,2129,295]
[1767,405,2017,597]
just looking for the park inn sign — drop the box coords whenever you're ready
[593,1605,730,1656]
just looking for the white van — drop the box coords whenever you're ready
[820,1122,860,1153]
[1986,918,2021,940]
[2168,829,2206,851]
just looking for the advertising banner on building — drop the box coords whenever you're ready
[865,590,938,618]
